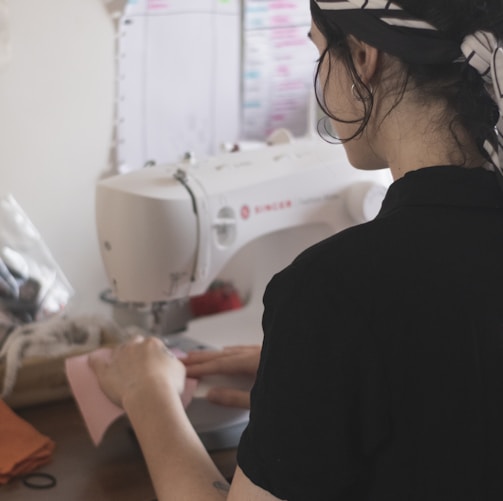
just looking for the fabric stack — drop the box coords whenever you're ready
[0,399,55,485]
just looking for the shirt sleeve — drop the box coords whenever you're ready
[237,240,391,501]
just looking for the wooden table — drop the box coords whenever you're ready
[0,399,237,500]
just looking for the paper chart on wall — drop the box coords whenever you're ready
[116,0,241,172]
[242,0,318,141]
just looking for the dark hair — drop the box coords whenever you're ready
[310,0,503,163]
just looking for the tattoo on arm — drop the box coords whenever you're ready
[213,480,230,497]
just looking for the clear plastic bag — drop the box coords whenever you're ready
[0,195,74,323]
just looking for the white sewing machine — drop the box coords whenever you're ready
[95,136,391,449]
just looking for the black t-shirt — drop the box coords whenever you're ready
[237,166,503,500]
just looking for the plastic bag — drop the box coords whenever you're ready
[0,195,74,324]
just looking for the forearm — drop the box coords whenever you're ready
[123,379,230,501]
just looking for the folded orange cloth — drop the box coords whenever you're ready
[0,399,55,485]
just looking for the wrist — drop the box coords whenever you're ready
[121,374,180,415]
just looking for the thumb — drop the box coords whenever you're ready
[88,348,112,374]
[207,387,250,409]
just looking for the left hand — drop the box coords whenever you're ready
[184,345,261,409]
[89,335,186,408]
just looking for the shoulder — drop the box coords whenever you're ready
[266,219,382,302]
[260,219,385,354]
[294,219,378,267]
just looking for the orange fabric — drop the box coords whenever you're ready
[0,399,55,485]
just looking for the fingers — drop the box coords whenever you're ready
[222,345,262,353]
[185,355,249,378]
[111,335,173,363]
[207,388,250,410]
[184,345,261,364]
[88,347,113,373]
[182,349,224,365]
[88,354,102,373]
[184,345,261,371]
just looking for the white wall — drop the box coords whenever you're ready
[0,0,115,316]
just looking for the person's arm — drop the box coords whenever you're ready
[229,467,285,500]
[184,345,261,409]
[89,336,280,501]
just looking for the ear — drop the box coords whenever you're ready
[347,35,380,84]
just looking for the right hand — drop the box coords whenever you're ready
[89,335,186,409]
[183,345,261,409]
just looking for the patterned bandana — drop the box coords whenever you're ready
[316,0,434,28]
[313,0,461,64]
[314,0,503,174]
[461,32,503,173]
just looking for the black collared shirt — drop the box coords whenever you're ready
[238,166,503,500]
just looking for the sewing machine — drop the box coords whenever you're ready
[95,136,391,449]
